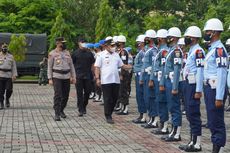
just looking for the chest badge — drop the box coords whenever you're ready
[0,60,4,65]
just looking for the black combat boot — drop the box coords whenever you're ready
[132,113,143,123]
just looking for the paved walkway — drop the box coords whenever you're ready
[0,83,229,153]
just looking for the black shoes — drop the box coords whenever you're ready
[116,111,128,115]
[106,116,114,124]
[60,112,67,118]
[152,128,169,135]
[54,115,61,121]
[78,112,83,117]
[164,135,181,142]
[179,144,202,152]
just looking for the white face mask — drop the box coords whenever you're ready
[110,47,116,53]
[79,43,86,48]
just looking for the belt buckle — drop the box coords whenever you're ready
[165,75,168,79]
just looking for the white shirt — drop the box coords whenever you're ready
[94,50,124,84]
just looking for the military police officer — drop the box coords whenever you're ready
[0,43,17,109]
[132,34,147,123]
[140,29,159,128]
[152,29,170,135]
[203,18,228,153]
[48,37,76,121]
[160,27,183,141]
[179,26,204,152]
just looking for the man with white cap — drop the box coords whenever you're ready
[132,34,148,124]
[203,18,228,153]
[160,27,183,142]
[140,29,159,129]
[179,26,205,152]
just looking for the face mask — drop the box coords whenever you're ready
[167,37,174,46]
[226,46,230,52]
[110,47,116,53]
[61,43,67,50]
[144,39,150,45]
[184,37,192,46]
[204,33,213,41]
[154,39,159,46]
[2,48,7,53]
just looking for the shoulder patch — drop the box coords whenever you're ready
[217,48,224,57]
[174,49,181,58]
[195,49,204,58]
[162,50,168,57]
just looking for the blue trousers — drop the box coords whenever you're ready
[204,85,226,147]
[158,80,168,123]
[143,72,157,117]
[135,73,146,113]
[165,78,182,126]
[184,81,202,136]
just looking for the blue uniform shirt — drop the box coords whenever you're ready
[150,44,167,81]
[159,45,169,86]
[164,44,183,90]
[133,49,145,73]
[183,44,205,92]
[140,45,158,81]
[204,40,228,100]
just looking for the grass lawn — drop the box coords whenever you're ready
[17,75,38,80]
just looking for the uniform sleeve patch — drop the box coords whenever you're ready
[174,49,182,58]
[216,48,224,57]
[162,50,168,57]
[195,49,204,59]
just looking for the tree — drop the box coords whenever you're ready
[8,34,27,62]
[95,0,113,42]
[49,12,72,51]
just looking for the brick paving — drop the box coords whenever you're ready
[0,83,229,153]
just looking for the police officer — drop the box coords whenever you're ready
[48,37,76,121]
[203,18,227,153]
[72,39,95,117]
[94,38,131,124]
[151,29,170,135]
[0,43,17,109]
[132,34,148,123]
[38,57,48,85]
[178,26,204,152]
[125,47,133,96]
[116,35,130,115]
[160,27,183,141]
[140,29,159,128]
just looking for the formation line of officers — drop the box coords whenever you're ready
[0,18,229,153]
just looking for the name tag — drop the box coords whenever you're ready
[187,73,196,84]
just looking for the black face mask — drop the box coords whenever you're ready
[167,37,174,46]
[154,39,159,46]
[204,33,213,41]
[144,39,150,45]
[2,48,7,53]
[226,46,230,52]
[184,37,192,46]
[61,43,67,50]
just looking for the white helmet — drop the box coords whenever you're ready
[167,27,181,37]
[145,29,156,38]
[117,35,126,43]
[226,39,230,45]
[203,18,224,31]
[184,26,202,38]
[178,38,185,45]
[136,34,146,42]
[156,29,168,38]
[105,36,113,41]
[113,36,118,42]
